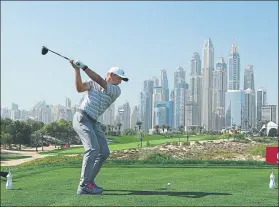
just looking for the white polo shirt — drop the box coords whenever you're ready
[79,80,121,120]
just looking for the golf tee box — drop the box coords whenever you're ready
[265,146,279,165]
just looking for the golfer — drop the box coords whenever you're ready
[70,60,128,195]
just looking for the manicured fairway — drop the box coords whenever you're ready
[1,164,278,206]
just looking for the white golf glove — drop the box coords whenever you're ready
[73,60,88,70]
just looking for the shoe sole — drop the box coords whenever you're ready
[77,190,103,195]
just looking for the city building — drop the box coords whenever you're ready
[65,97,71,108]
[189,53,202,127]
[244,65,255,90]
[117,101,131,130]
[152,86,164,127]
[160,69,169,101]
[140,79,154,132]
[225,90,245,128]
[153,101,174,128]
[261,105,277,123]
[228,42,240,90]
[201,38,214,131]
[185,102,200,129]
[244,88,256,129]
[212,57,227,131]
[256,88,267,123]
[174,83,188,129]
[130,106,140,130]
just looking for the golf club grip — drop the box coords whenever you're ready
[49,49,70,60]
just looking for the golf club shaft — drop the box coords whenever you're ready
[48,49,70,60]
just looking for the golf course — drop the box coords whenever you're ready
[1,134,278,206]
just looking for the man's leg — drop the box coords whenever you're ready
[91,122,110,182]
[72,112,103,194]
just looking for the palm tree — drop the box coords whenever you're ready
[166,125,170,131]
[154,125,160,134]
[179,125,184,134]
[117,123,122,135]
[162,124,166,133]
[136,121,142,131]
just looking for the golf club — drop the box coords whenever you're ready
[41,46,70,61]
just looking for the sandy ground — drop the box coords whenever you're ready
[0,139,230,167]
[1,145,82,166]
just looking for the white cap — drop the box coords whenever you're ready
[108,67,129,82]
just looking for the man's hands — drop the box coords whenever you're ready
[70,60,88,70]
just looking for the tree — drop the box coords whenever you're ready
[137,131,144,148]
[117,123,122,136]
[106,125,112,135]
[1,118,13,134]
[13,121,25,150]
[44,122,59,147]
[179,125,184,134]
[162,124,166,133]
[1,133,13,149]
[25,119,44,134]
[166,125,170,132]
[100,124,106,133]
[154,125,160,134]
[39,128,46,151]
[31,130,42,152]
[136,121,142,131]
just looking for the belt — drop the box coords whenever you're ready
[77,109,97,122]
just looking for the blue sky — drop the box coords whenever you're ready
[1,1,278,111]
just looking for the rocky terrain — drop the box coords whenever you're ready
[109,139,268,161]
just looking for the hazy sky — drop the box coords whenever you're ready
[1,1,278,111]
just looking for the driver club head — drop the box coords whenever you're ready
[41,46,49,55]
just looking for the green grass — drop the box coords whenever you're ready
[1,162,278,206]
[40,135,224,155]
[0,155,32,161]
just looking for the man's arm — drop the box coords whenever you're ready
[71,60,90,93]
[83,67,107,90]
[75,69,90,93]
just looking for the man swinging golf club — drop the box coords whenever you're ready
[70,59,128,195]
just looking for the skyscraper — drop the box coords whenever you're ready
[100,103,115,125]
[140,79,154,132]
[261,105,277,123]
[65,97,71,108]
[174,83,188,129]
[140,91,153,132]
[174,66,186,88]
[256,88,267,123]
[160,69,169,101]
[189,53,202,103]
[152,86,163,127]
[225,90,245,128]
[244,88,256,129]
[188,53,202,128]
[228,42,240,90]
[212,57,227,130]
[152,76,160,87]
[130,106,140,130]
[117,101,131,130]
[173,67,188,129]
[191,52,202,75]
[11,103,18,111]
[201,38,214,131]
[244,65,255,90]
